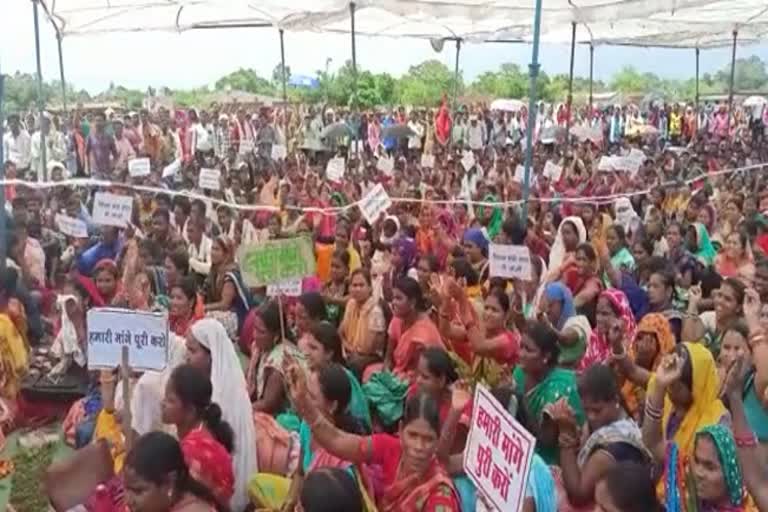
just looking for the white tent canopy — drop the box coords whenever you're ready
[43,0,768,48]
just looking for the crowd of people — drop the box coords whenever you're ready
[1,93,768,512]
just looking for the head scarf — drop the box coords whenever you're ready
[463,228,489,257]
[436,209,457,239]
[478,194,503,240]
[190,319,258,511]
[621,313,676,417]
[696,424,747,508]
[579,289,637,371]
[614,197,640,233]
[392,236,418,275]
[658,342,727,459]
[693,222,717,266]
[549,216,587,272]
[544,282,575,330]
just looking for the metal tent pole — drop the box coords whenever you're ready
[57,30,67,114]
[565,21,576,142]
[349,2,358,153]
[452,39,462,114]
[0,71,6,271]
[521,0,543,222]
[589,43,594,121]
[695,47,700,115]
[33,0,47,181]
[727,31,738,129]
[279,29,288,146]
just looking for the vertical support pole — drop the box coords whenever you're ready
[728,30,738,130]
[57,30,67,114]
[33,0,47,181]
[452,39,462,114]
[521,0,543,222]
[695,47,700,115]
[589,43,594,122]
[350,2,358,153]
[279,29,288,146]
[565,21,577,141]
[0,71,6,271]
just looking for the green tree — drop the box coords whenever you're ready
[215,68,276,95]
[397,60,461,106]
[471,63,528,99]
[271,63,292,86]
[715,55,768,91]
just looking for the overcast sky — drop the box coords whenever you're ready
[3,1,768,94]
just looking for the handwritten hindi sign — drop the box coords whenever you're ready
[464,385,536,512]
[377,156,394,176]
[358,183,393,225]
[266,278,303,297]
[543,160,563,181]
[238,237,316,287]
[87,308,169,371]
[162,158,181,178]
[489,244,532,280]
[128,157,151,177]
[198,168,221,190]
[597,155,616,172]
[326,157,346,182]
[92,192,134,228]
[55,214,88,238]
[624,148,646,175]
[420,153,435,169]
[461,151,476,171]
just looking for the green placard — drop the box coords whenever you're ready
[237,237,316,287]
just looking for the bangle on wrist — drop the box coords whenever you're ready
[734,433,758,448]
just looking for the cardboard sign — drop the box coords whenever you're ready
[55,214,88,238]
[421,154,435,169]
[326,157,346,182]
[92,192,134,228]
[266,278,303,297]
[271,144,287,161]
[199,168,221,190]
[597,156,618,172]
[461,151,476,171]
[128,157,151,177]
[625,148,646,174]
[513,165,526,183]
[377,157,395,176]
[489,244,532,280]
[543,160,563,181]
[238,237,316,287]
[464,385,536,512]
[358,183,393,225]
[87,308,169,371]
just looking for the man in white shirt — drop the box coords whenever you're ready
[467,115,485,151]
[31,115,67,179]
[407,111,425,157]
[186,219,212,276]
[3,114,32,176]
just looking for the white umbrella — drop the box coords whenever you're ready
[490,99,525,112]
[743,96,767,107]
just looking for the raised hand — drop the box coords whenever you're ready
[450,380,472,413]
[656,353,685,388]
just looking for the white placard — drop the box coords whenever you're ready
[464,385,536,512]
[162,159,181,178]
[128,157,151,177]
[597,156,616,172]
[92,192,134,228]
[376,156,394,176]
[543,160,563,181]
[199,168,221,191]
[513,165,526,183]
[271,144,287,161]
[489,244,532,280]
[267,278,303,297]
[359,183,393,225]
[326,157,346,182]
[421,154,436,168]
[625,148,646,174]
[86,308,169,372]
[461,151,476,171]
[55,214,88,238]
